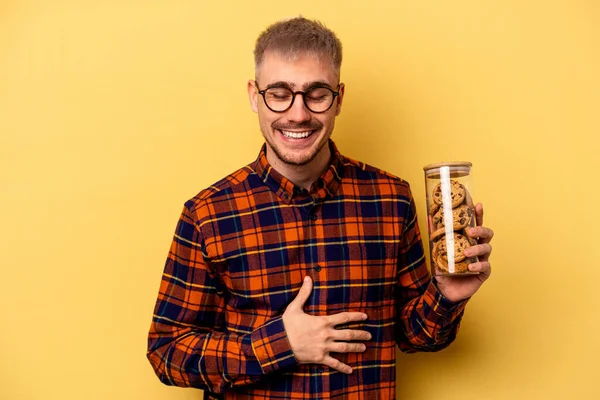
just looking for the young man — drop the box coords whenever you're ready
[147,17,493,399]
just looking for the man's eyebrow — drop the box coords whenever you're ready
[264,81,295,90]
[263,80,336,91]
[302,80,335,91]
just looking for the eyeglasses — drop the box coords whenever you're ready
[255,81,340,113]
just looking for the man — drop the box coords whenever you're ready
[147,17,493,399]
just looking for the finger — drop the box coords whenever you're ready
[329,342,367,354]
[322,355,353,374]
[326,312,368,327]
[331,329,372,342]
[463,243,492,260]
[428,214,435,233]
[466,226,494,244]
[468,260,492,275]
[288,276,313,311]
[475,203,484,226]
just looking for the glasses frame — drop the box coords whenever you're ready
[255,81,340,114]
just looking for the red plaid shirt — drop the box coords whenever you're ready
[147,141,468,399]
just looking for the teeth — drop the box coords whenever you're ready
[281,130,312,139]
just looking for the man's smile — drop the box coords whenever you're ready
[279,130,315,139]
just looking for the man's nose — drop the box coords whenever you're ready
[286,93,311,122]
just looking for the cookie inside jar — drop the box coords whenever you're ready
[423,162,478,275]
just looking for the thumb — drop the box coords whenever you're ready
[475,203,484,226]
[289,276,313,311]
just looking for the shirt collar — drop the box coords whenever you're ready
[252,140,344,205]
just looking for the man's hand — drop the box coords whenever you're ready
[282,276,371,374]
[434,203,494,302]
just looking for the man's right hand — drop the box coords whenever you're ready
[282,276,372,374]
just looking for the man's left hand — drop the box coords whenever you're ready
[434,203,493,303]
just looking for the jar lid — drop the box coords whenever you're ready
[423,161,472,171]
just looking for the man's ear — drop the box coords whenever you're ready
[248,80,258,113]
[335,83,345,116]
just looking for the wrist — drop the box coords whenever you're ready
[432,277,469,304]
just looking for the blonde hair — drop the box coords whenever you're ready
[254,17,343,76]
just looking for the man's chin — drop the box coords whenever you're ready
[278,152,315,167]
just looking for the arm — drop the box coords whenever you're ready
[146,204,297,393]
[395,189,468,353]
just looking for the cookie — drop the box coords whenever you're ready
[435,232,471,263]
[429,201,440,215]
[432,237,443,260]
[432,207,444,229]
[430,227,446,242]
[465,189,474,208]
[433,203,474,231]
[432,180,466,208]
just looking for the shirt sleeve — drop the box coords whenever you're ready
[146,204,298,393]
[395,186,469,353]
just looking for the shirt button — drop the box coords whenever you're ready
[314,265,322,272]
[310,213,318,221]
[318,367,325,373]
[282,193,289,200]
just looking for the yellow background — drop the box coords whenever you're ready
[1,1,598,399]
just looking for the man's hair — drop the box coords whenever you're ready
[254,17,343,76]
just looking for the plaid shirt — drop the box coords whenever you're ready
[147,141,467,399]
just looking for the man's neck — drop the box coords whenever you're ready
[267,146,331,191]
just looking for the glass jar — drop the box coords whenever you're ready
[423,162,478,276]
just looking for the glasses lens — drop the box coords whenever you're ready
[305,87,334,112]
[264,88,294,112]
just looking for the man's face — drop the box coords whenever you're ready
[248,51,345,167]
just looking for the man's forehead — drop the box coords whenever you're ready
[257,51,339,86]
